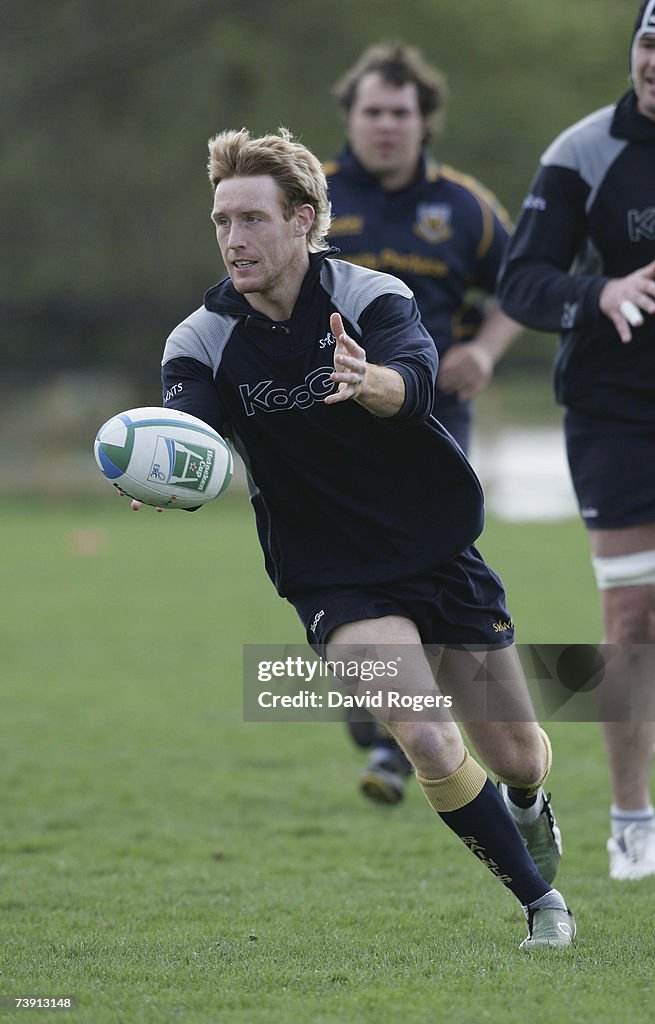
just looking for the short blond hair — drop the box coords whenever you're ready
[208,127,332,252]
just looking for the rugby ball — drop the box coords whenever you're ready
[94,406,232,509]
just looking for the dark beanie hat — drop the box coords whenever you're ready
[631,1,655,74]
[633,1,655,53]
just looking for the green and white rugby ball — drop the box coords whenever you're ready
[94,406,232,508]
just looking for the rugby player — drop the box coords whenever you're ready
[133,126,574,946]
[324,43,524,804]
[498,0,655,880]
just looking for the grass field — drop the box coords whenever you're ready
[2,493,654,1023]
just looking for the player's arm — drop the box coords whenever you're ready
[325,294,438,421]
[161,355,225,432]
[437,305,523,402]
[500,159,655,343]
[325,312,406,417]
[498,163,607,332]
[438,186,523,400]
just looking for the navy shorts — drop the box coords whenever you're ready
[565,409,655,529]
[289,544,514,651]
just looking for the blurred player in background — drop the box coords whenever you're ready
[139,125,573,947]
[324,42,524,804]
[498,0,655,880]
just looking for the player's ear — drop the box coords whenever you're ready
[295,204,316,237]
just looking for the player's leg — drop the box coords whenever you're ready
[589,523,655,880]
[328,615,465,776]
[345,709,413,806]
[347,398,471,808]
[439,643,562,886]
[327,616,574,948]
[565,411,655,877]
[447,643,562,885]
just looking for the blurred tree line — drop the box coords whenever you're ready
[2,0,639,389]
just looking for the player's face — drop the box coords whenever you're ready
[633,33,655,121]
[346,73,425,190]
[211,175,313,318]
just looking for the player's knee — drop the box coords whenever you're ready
[593,551,655,643]
[494,727,551,790]
[390,721,462,776]
[605,590,654,644]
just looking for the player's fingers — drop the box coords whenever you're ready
[459,379,486,401]
[611,312,633,344]
[439,368,481,395]
[619,300,644,327]
[436,373,460,394]
[334,351,364,369]
[338,337,366,363]
[117,489,157,511]
[331,370,358,384]
[637,278,655,312]
[324,383,355,404]
[330,312,365,355]
[330,311,344,338]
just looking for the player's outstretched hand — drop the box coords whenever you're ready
[325,312,367,404]
[600,259,655,343]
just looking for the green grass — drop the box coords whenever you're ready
[1,494,653,1023]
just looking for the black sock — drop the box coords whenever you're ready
[506,786,538,809]
[438,778,549,905]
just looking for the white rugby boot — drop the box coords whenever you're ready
[608,822,655,880]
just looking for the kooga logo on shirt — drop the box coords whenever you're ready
[627,207,655,242]
[239,367,337,416]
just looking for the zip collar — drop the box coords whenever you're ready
[203,248,339,324]
[611,89,655,142]
[335,145,438,196]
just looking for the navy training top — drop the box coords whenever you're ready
[161,252,484,598]
[498,90,655,423]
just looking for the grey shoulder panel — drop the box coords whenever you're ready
[161,306,236,373]
[541,105,628,204]
[320,259,413,336]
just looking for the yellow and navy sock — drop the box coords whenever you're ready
[417,751,550,906]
